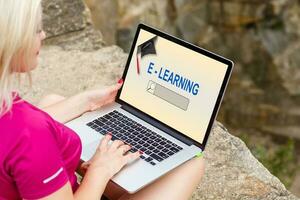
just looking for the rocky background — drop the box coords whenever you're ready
[19,0,299,199]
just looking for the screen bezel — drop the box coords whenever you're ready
[116,23,233,150]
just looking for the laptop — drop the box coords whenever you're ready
[66,24,233,193]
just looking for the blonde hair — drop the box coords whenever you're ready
[0,0,42,116]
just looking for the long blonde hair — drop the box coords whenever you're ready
[0,0,42,116]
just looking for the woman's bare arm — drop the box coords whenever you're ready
[40,82,123,124]
[40,167,111,200]
[40,93,89,124]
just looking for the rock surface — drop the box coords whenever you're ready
[17,0,299,199]
[42,0,87,38]
[42,0,104,50]
[20,45,126,101]
[84,0,118,45]
[193,122,298,200]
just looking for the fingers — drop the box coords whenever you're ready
[110,140,132,155]
[110,140,125,150]
[100,85,120,105]
[116,144,131,155]
[107,81,123,95]
[103,92,118,105]
[97,81,123,107]
[123,151,142,164]
[97,131,141,164]
[99,135,131,153]
[118,78,124,84]
[98,133,112,151]
[117,80,123,87]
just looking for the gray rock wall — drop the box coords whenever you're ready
[42,0,87,38]
[42,0,104,51]
[18,0,299,199]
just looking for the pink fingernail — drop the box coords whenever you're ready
[118,78,123,84]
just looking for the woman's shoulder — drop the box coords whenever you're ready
[0,95,58,138]
[0,98,63,162]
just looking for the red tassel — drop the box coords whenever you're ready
[136,54,140,75]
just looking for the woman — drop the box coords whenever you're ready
[0,0,205,199]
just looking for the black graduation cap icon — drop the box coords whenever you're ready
[136,36,158,75]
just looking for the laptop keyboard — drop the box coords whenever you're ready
[86,110,183,166]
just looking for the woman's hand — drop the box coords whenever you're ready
[82,133,142,180]
[83,79,123,112]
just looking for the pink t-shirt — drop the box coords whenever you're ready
[0,93,82,199]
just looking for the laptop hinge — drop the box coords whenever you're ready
[121,104,194,146]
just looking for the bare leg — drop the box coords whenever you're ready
[37,94,66,108]
[103,181,127,200]
[107,157,205,200]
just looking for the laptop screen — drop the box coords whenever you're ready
[119,27,230,145]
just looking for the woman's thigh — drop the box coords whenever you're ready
[119,157,205,200]
[104,180,127,200]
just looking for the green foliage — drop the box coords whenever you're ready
[251,139,297,188]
